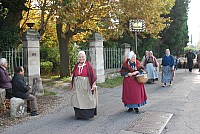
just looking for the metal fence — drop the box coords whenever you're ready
[0,47,123,75]
[82,47,123,69]
[82,48,92,62]
[0,48,23,75]
[103,48,123,69]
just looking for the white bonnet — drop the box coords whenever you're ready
[128,51,136,59]
[78,51,86,57]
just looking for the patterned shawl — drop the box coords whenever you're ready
[120,59,143,74]
[71,61,97,88]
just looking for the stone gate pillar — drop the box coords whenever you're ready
[22,27,43,95]
[89,33,105,83]
[120,43,131,61]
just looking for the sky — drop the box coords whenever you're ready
[187,0,200,45]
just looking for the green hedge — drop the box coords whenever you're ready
[40,61,53,74]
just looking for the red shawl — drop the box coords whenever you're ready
[120,59,147,104]
[71,61,97,88]
[120,59,143,74]
[144,56,158,67]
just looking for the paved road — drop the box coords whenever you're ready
[2,69,200,134]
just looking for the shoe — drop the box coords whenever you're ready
[162,84,166,87]
[128,108,133,112]
[31,111,39,116]
[169,81,172,86]
[134,108,139,113]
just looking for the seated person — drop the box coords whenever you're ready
[12,66,39,116]
[0,58,13,99]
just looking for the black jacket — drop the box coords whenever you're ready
[12,74,30,99]
[185,52,196,61]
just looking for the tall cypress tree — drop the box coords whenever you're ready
[160,0,189,56]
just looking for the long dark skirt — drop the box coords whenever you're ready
[74,107,97,119]
[187,60,193,71]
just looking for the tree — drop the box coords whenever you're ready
[160,0,190,56]
[56,0,116,77]
[55,0,175,77]
[0,0,28,50]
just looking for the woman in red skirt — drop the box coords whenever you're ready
[120,51,147,113]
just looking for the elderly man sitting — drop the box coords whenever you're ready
[12,66,39,116]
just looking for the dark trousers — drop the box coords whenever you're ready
[26,94,38,112]
[187,60,193,72]
[5,88,13,99]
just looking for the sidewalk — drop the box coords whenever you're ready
[1,69,200,134]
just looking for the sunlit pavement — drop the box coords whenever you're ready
[2,69,200,134]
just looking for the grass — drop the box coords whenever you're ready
[41,74,123,90]
[66,86,70,91]
[41,75,71,83]
[97,76,123,88]
[43,89,57,96]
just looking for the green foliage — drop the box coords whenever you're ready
[0,0,28,50]
[43,75,71,82]
[40,41,81,75]
[97,76,123,88]
[160,0,190,56]
[0,25,19,50]
[0,2,8,18]
[40,45,60,74]
[139,35,163,58]
[69,42,80,73]
[44,89,57,96]
[40,61,53,75]
[104,41,119,48]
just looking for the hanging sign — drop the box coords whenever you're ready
[129,19,145,32]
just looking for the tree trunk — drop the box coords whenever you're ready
[56,22,70,77]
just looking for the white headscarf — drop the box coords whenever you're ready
[149,51,153,55]
[128,51,136,59]
[78,51,86,58]
[77,51,86,74]
[165,49,170,56]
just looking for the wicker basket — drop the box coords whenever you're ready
[136,73,148,83]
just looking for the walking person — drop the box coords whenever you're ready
[161,49,174,87]
[0,58,13,99]
[185,49,196,72]
[174,55,179,70]
[144,51,158,83]
[197,50,200,72]
[70,51,97,119]
[141,50,149,67]
[12,66,39,116]
[120,51,147,113]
